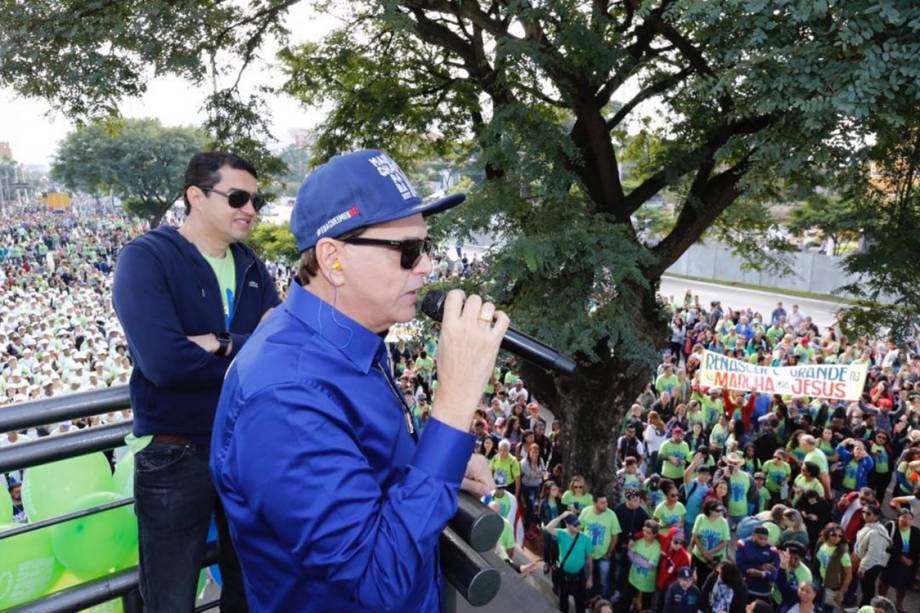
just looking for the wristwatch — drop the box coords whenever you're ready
[216,332,232,357]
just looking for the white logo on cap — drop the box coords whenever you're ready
[369,154,417,201]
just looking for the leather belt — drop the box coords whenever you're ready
[152,434,206,449]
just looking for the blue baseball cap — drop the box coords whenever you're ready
[291,149,465,252]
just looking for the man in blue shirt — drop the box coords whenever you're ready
[211,150,509,611]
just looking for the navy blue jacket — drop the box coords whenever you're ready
[113,226,279,444]
[664,582,701,613]
[735,536,779,597]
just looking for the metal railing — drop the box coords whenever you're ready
[0,386,554,611]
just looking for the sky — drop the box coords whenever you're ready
[0,3,335,169]
[0,4,650,170]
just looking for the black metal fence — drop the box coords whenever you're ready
[0,386,553,611]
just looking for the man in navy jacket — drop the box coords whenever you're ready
[113,151,279,612]
[735,525,780,602]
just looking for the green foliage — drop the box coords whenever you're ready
[50,118,205,226]
[836,110,920,344]
[0,1,293,184]
[247,222,299,263]
[276,0,918,371]
[275,144,312,197]
[787,194,862,256]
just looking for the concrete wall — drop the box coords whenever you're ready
[667,242,860,297]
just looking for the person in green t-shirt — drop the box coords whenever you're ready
[709,415,729,454]
[489,501,517,560]
[578,495,621,598]
[544,511,593,610]
[655,364,679,394]
[561,476,594,513]
[413,350,434,382]
[801,434,831,499]
[691,499,730,585]
[578,496,621,560]
[490,441,522,497]
[702,389,723,428]
[653,484,687,530]
[763,450,792,500]
[627,519,662,609]
[869,431,892,503]
[753,473,771,513]
[792,462,825,504]
[659,428,691,480]
[814,524,851,610]
[724,453,751,526]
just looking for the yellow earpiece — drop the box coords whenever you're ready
[332,260,342,271]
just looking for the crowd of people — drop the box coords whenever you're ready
[0,201,484,523]
[390,295,920,613]
[3,203,920,613]
[0,205,142,425]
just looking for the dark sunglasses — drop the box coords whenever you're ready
[201,186,266,211]
[341,236,433,269]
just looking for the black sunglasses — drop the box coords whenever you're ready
[201,186,266,211]
[341,236,433,269]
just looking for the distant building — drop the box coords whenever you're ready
[0,142,12,161]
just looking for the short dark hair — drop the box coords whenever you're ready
[183,151,258,215]
[718,561,743,586]
[748,601,773,613]
[803,461,820,478]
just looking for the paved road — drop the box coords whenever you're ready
[659,274,845,330]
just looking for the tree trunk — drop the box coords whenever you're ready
[524,280,663,497]
[149,202,171,228]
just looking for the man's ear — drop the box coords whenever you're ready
[185,185,207,215]
[315,238,345,287]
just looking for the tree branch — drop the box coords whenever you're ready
[594,0,674,108]
[653,20,733,114]
[622,114,775,217]
[605,66,692,130]
[649,150,757,277]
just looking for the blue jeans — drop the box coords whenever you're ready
[523,484,541,528]
[135,441,248,613]
[592,557,612,599]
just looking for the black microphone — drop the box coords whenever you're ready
[421,290,577,375]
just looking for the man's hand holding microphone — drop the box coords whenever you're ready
[432,290,510,496]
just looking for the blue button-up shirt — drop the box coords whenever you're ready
[210,284,475,612]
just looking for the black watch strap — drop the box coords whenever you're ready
[216,332,231,357]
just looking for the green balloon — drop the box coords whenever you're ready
[197,569,208,600]
[51,492,138,580]
[0,485,12,524]
[22,453,114,521]
[0,523,63,609]
[112,451,134,499]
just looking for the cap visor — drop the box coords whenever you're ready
[418,193,465,217]
[348,192,466,233]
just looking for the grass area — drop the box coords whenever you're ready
[663,272,858,305]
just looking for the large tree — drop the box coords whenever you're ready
[51,118,205,226]
[3,1,918,492]
[836,107,920,344]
